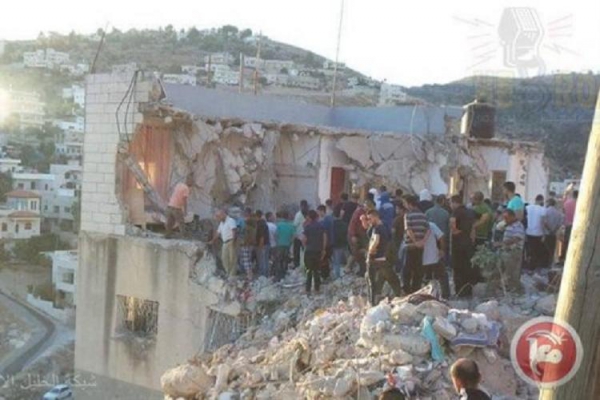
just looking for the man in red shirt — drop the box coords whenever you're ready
[560,189,578,262]
[348,199,374,276]
[165,174,193,237]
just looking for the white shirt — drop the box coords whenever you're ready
[293,211,305,236]
[423,222,444,266]
[218,216,237,242]
[526,204,546,237]
[267,222,277,247]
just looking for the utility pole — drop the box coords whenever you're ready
[207,55,212,87]
[330,0,345,108]
[253,33,262,95]
[539,92,600,399]
[239,52,244,93]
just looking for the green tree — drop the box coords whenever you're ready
[0,172,13,202]
[240,28,253,39]
[13,234,70,265]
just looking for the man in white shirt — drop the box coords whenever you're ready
[422,222,450,298]
[293,200,309,269]
[525,195,547,270]
[213,209,238,278]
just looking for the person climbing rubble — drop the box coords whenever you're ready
[212,209,238,278]
[450,358,491,400]
[363,209,402,305]
[165,174,193,238]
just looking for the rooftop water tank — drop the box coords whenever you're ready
[460,98,495,139]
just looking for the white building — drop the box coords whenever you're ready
[181,65,203,76]
[0,158,23,174]
[287,75,322,90]
[379,83,408,106]
[60,63,90,77]
[62,85,85,107]
[55,142,84,159]
[244,57,294,73]
[204,52,234,65]
[162,74,197,86]
[54,116,85,133]
[0,190,42,239]
[111,63,138,74]
[50,250,78,307]
[23,48,70,69]
[323,60,346,70]
[0,89,45,129]
[213,69,240,86]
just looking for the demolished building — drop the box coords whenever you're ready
[74,72,548,398]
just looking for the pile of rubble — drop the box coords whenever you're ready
[161,270,558,400]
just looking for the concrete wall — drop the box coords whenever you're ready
[81,73,151,236]
[75,232,210,393]
[469,143,548,203]
[317,135,350,204]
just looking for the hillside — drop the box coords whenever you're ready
[405,74,600,177]
[0,26,597,177]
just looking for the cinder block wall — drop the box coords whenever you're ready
[81,73,150,236]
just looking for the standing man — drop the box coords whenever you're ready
[364,209,402,305]
[422,221,451,299]
[525,195,547,270]
[348,199,373,277]
[503,182,524,221]
[561,189,578,263]
[470,191,493,248]
[165,174,193,237]
[450,195,476,297]
[212,209,238,278]
[331,209,348,280]
[543,198,564,268]
[317,205,334,280]
[426,195,450,240]
[239,208,257,279]
[293,200,309,269]
[402,195,430,294]
[302,210,326,295]
[340,192,359,224]
[418,189,435,213]
[273,211,295,282]
[378,186,396,232]
[496,209,525,293]
[255,210,271,277]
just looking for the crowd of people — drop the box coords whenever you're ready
[167,174,578,304]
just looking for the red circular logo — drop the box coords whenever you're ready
[511,317,583,388]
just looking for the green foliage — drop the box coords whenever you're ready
[13,233,70,265]
[0,172,13,202]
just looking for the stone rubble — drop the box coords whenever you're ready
[162,269,559,400]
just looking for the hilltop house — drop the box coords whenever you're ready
[0,190,41,240]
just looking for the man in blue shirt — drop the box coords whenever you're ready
[503,181,524,221]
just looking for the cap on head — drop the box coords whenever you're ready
[420,189,432,202]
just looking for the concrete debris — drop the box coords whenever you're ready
[534,294,557,315]
[161,363,213,398]
[162,268,558,400]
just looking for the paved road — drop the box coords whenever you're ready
[0,290,56,376]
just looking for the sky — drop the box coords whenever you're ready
[1,0,599,86]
